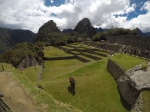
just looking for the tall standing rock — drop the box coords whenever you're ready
[35,20,61,42]
[74,18,96,38]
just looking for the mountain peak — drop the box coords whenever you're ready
[36,20,61,42]
[74,18,96,38]
[135,27,145,36]
[38,20,61,34]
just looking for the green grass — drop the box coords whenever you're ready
[70,51,80,55]
[44,59,83,69]
[110,53,148,70]
[141,91,150,112]
[42,59,84,80]
[0,63,81,112]
[42,58,127,112]
[0,63,16,71]
[1,44,149,112]
[61,46,75,50]
[94,50,108,55]
[22,66,40,82]
[78,55,95,61]
[44,46,72,58]
[83,52,104,59]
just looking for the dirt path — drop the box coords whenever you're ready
[0,72,43,112]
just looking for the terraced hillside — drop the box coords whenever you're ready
[0,43,149,112]
[58,43,108,62]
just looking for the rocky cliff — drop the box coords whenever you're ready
[74,18,96,38]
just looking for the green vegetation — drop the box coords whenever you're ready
[44,46,72,58]
[61,46,74,50]
[110,53,147,70]
[37,32,78,46]
[141,91,150,112]
[22,66,40,82]
[0,63,81,112]
[42,60,84,80]
[0,42,44,67]
[93,28,136,41]
[1,43,149,112]
[42,59,127,112]
[141,62,148,70]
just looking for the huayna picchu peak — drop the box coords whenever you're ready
[74,18,96,38]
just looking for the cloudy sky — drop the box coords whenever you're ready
[0,0,150,33]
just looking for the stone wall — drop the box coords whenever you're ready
[83,41,150,59]
[83,41,122,52]
[107,35,150,44]
[107,59,140,107]
[108,37,150,50]
[107,35,150,51]
[117,75,140,106]
[107,59,125,81]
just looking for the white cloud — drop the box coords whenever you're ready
[50,0,54,3]
[0,0,150,33]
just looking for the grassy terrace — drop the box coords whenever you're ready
[1,44,149,112]
[70,51,80,55]
[142,91,150,112]
[42,59,84,80]
[83,52,104,59]
[68,43,94,49]
[44,46,72,58]
[94,50,108,55]
[110,53,147,70]
[78,55,95,61]
[41,58,127,112]
[61,45,74,50]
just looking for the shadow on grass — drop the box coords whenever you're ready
[67,86,75,95]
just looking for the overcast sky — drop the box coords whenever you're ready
[0,0,150,33]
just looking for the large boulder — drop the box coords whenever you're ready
[35,20,61,42]
[74,18,96,38]
[17,55,39,70]
[126,62,150,91]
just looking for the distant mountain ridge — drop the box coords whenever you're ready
[62,29,74,34]
[0,27,36,53]
[135,28,150,36]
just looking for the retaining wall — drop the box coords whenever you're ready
[107,59,140,108]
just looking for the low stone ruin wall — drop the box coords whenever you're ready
[107,35,150,45]
[83,41,150,59]
[81,53,101,60]
[107,59,140,108]
[84,41,122,52]
[107,59,125,81]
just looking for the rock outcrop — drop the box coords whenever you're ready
[127,62,150,91]
[107,59,150,109]
[35,20,61,42]
[74,18,96,38]
[17,55,39,70]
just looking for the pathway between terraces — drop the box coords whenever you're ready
[0,71,43,112]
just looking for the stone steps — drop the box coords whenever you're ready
[0,98,11,112]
